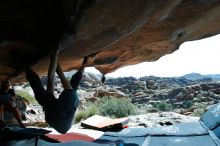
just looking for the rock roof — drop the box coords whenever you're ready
[1,0,220,82]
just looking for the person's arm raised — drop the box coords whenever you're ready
[77,56,88,73]
[47,49,60,94]
[56,63,72,90]
[70,57,88,91]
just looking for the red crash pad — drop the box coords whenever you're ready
[45,132,95,142]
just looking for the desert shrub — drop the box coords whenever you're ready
[191,108,205,117]
[16,91,37,104]
[153,102,173,111]
[182,100,193,109]
[74,105,100,123]
[98,97,136,118]
[74,111,87,123]
[191,103,207,117]
[75,97,137,123]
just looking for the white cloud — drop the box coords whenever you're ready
[86,34,220,78]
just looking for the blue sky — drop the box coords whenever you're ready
[85,34,220,78]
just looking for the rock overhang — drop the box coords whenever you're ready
[1,0,220,82]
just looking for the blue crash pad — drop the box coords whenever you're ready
[148,135,217,146]
[145,121,207,136]
[201,103,220,129]
[104,121,207,137]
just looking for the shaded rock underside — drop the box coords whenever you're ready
[1,0,220,82]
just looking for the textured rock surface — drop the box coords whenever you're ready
[127,112,199,128]
[1,0,220,82]
[10,73,219,126]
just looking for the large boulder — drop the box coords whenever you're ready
[1,1,220,82]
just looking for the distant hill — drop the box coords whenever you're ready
[64,71,102,80]
[64,71,220,82]
[182,73,220,81]
[182,73,205,80]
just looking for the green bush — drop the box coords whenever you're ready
[153,102,173,111]
[16,91,37,104]
[74,97,136,123]
[74,105,100,123]
[75,111,87,123]
[182,100,193,109]
[191,108,205,117]
[98,97,136,118]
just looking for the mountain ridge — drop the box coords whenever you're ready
[182,73,220,81]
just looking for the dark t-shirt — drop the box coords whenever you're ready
[44,89,79,134]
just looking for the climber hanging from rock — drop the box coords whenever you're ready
[25,47,88,134]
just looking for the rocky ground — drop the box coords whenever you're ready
[5,72,220,129]
[106,75,220,116]
[122,112,199,128]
